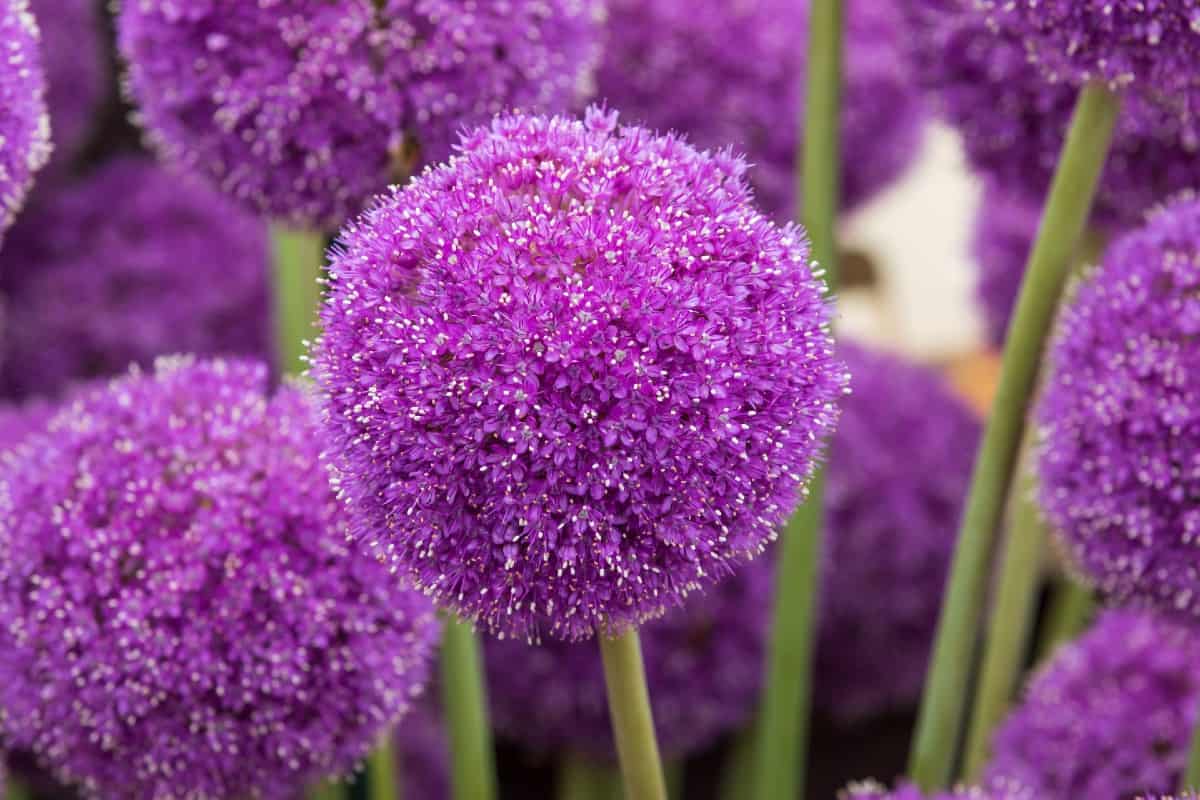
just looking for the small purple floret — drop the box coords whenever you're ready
[0,0,50,238]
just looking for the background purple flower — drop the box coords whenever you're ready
[843,780,1033,800]
[1036,195,1200,617]
[596,0,924,220]
[485,555,774,759]
[971,181,1043,347]
[0,156,270,399]
[985,609,1200,798]
[118,0,604,228]
[0,395,53,453]
[395,697,449,800]
[815,343,980,721]
[30,0,106,168]
[0,357,441,799]
[316,107,845,641]
[0,0,50,239]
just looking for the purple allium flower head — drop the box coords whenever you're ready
[485,555,774,759]
[1036,195,1200,617]
[0,156,270,399]
[0,0,50,239]
[0,396,53,453]
[842,780,1033,800]
[907,1,1200,229]
[30,0,106,165]
[985,609,1200,798]
[117,0,604,228]
[395,698,449,800]
[0,356,441,800]
[816,343,980,721]
[596,0,923,220]
[971,181,1043,347]
[316,107,845,641]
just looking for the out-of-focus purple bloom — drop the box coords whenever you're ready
[0,395,53,452]
[971,181,1043,347]
[0,156,270,399]
[843,780,1033,800]
[316,106,845,641]
[0,0,50,239]
[1036,196,1200,617]
[485,556,774,759]
[986,609,1200,798]
[30,0,105,167]
[117,0,604,228]
[395,698,449,800]
[0,357,441,800]
[816,344,980,721]
[597,0,923,220]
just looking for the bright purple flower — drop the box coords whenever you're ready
[842,780,1033,800]
[0,357,441,799]
[30,0,106,166]
[596,0,923,220]
[0,0,50,239]
[986,609,1200,798]
[485,556,774,759]
[117,0,603,228]
[316,107,845,641]
[971,181,1043,347]
[815,344,980,721]
[1036,196,1200,617]
[0,156,270,399]
[396,698,449,800]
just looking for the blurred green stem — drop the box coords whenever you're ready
[558,754,621,800]
[270,225,326,375]
[599,629,668,800]
[907,82,1121,791]
[720,726,757,800]
[1184,722,1200,791]
[1036,579,1094,661]
[368,732,398,800]
[441,616,499,800]
[309,779,344,800]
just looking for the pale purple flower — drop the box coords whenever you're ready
[0,0,50,238]
[843,781,1033,800]
[30,0,105,166]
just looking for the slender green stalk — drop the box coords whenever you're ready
[719,726,758,800]
[1185,723,1200,791]
[665,761,684,799]
[441,616,499,800]
[309,779,344,800]
[598,629,668,800]
[6,779,32,800]
[368,733,398,800]
[962,441,1046,781]
[1036,578,1094,661]
[798,0,843,283]
[270,225,326,375]
[907,83,1121,790]
[558,753,621,800]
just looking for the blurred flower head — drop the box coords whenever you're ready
[0,0,50,239]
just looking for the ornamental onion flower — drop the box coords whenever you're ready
[117,0,604,228]
[985,609,1200,798]
[0,396,53,452]
[842,780,1033,800]
[1036,195,1200,616]
[0,357,440,799]
[0,0,50,238]
[596,0,924,219]
[315,106,846,642]
[30,0,105,167]
[0,156,270,399]
[485,556,774,759]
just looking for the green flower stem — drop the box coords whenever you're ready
[719,727,757,800]
[309,780,344,800]
[557,753,621,800]
[664,761,684,799]
[1036,578,1094,661]
[962,440,1046,781]
[1184,722,1200,791]
[7,779,32,800]
[907,82,1121,792]
[441,616,499,800]
[598,629,668,800]
[270,225,326,376]
[368,732,398,800]
[798,0,843,282]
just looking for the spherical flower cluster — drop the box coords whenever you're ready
[815,344,980,721]
[31,0,106,165]
[0,0,50,238]
[0,156,270,399]
[118,0,604,228]
[316,107,845,642]
[485,556,774,758]
[972,181,1043,347]
[1036,196,1200,616]
[0,396,53,452]
[985,609,1200,798]
[0,357,441,799]
[396,698,449,800]
[596,0,923,220]
[843,780,1033,800]
[906,0,1200,228]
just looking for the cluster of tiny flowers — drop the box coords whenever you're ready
[815,344,980,721]
[30,0,105,167]
[485,555,774,758]
[904,0,1200,228]
[986,609,1200,798]
[118,0,604,228]
[596,0,923,220]
[396,697,449,800]
[0,156,270,399]
[1036,195,1200,617]
[0,395,53,452]
[0,357,441,799]
[0,0,50,238]
[971,181,1044,347]
[316,107,845,641]
[842,779,1033,800]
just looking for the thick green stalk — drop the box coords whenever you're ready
[961,444,1045,780]
[1036,579,1094,660]
[599,629,668,800]
[558,753,621,800]
[664,761,684,799]
[270,225,326,375]
[798,0,843,282]
[441,617,499,800]
[907,83,1120,791]
[369,733,398,800]
[1185,724,1200,791]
